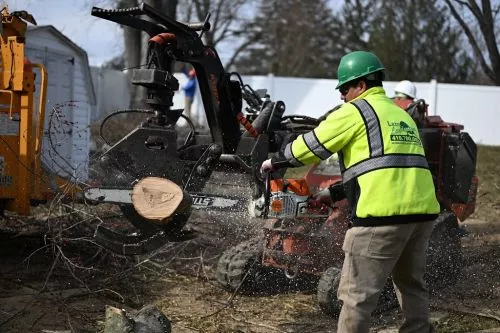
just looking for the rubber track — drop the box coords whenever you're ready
[215,237,263,292]
[316,266,342,317]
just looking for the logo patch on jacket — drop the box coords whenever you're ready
[387,121,422,145]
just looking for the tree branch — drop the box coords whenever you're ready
[214,15,234,45]
[225,34,261,70]
[445,0,495,81]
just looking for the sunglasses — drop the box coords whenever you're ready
[339,85,351,95]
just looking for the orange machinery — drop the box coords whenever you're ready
[0,7,51,215]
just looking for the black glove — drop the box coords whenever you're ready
[328,182,346,202]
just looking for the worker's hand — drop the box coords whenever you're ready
[260,158,275,174]
[309,188,333,208]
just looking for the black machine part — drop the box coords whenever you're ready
[441,132,477,203]
[92,3,242,153]
[89,2,321,257]
[88,2,477,262]
[420,127,477,206]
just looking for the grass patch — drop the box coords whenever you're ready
[472,145,500,222]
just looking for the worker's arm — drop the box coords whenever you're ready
[271,104,360,168]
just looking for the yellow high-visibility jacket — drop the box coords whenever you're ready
[272,87,440,226]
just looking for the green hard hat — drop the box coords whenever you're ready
[336,51,385,89]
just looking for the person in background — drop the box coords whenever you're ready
[261,51,439,333]
[182,68,197,125]
[393,79,417,111]
[393,80,417,102]
[393,80,427,127]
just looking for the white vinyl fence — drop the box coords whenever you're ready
[92,70,500,146]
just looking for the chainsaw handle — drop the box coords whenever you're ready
[263,171,271,218]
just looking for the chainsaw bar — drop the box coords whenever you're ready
[84,187,248,211]
[85,186,250,255]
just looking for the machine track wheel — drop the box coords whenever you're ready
[426,210,464,293]
[216,237,283,294]
[317,267,398,318]
[317,266,343,317]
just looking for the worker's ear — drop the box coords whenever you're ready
[352,80,367,96]
[358,80,367,93]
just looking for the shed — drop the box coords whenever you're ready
[25,25,95,181]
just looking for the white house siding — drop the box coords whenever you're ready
[70,60,91,181]
[239,75,499,145]
[26,27,94,181]
[90,67,131,122]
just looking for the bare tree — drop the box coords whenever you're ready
[233,0,339,78]
[366,0,475,83]
[177,0,258,69]
[444,0,500,85]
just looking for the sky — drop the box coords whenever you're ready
[8,0,244,67]
[9,0,124,66]
[9,0,342,67]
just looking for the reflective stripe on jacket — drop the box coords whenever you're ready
[271,87,440,226]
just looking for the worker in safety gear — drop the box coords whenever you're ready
[394,80,416,101]
[261,51,439,333]
[393,80,427,127]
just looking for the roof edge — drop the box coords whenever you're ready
[27,25,96,105]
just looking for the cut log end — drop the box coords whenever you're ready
[132,177,187,222]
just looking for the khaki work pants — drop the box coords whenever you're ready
[184,96,194,124]
[337,221,434,333]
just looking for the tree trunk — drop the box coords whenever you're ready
[132,177,189,222]
[117,0,142,108]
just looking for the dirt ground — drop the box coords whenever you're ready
[0,202,499,333]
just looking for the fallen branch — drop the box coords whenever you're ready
[468,329,500,333]
[90,288,125,303]
[40,250,61,292]
[200,257,259,319]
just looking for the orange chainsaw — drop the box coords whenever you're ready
[254,172,333,219]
